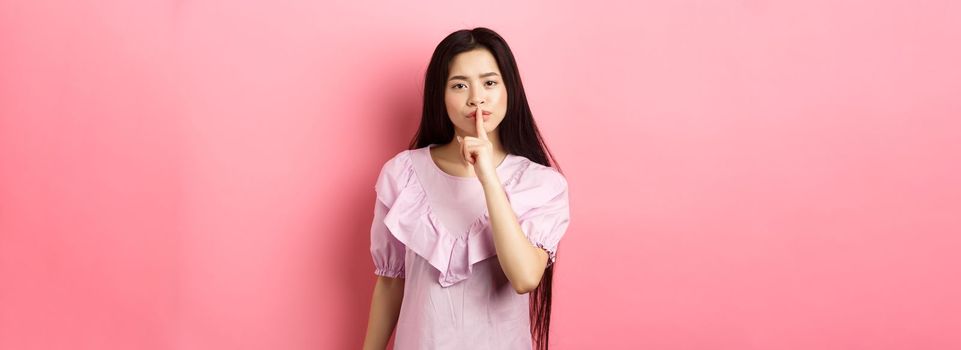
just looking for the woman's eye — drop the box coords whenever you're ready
[452,83,466,89]
[486,80,498,87]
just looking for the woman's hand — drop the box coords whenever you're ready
[456,106,497,182]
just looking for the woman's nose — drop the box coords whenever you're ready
[467,86,486,106]
[468,97,485,107]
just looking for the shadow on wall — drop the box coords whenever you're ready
[315,52,424,348]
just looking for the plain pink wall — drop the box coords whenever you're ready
[1,0,959,349]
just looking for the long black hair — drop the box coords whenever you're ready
[408,27,562,350]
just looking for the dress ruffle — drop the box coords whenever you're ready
[375,149,567,287]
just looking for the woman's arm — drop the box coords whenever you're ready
[363,276,405,350]
[482,175,550,294]
[457,106,549,294]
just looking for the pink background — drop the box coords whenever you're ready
[1,0,959,349]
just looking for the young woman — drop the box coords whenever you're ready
[363,27,571,350]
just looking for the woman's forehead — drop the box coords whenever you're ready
[448,50,500,77]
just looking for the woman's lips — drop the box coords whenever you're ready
[467,110,492,118]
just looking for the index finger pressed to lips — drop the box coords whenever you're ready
[476,106,487,140]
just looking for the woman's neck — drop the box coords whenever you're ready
[434,131,508,164]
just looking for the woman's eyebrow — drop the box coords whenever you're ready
[447,72,500,81]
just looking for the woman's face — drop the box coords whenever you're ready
[444,48,508,138]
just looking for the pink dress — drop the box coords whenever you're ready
[369,144,571,350]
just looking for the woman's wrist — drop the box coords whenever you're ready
[479,172,501,189]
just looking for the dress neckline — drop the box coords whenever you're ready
[425,144,512,181]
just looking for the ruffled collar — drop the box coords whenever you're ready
[380,146,534,287]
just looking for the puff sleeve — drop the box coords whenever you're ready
[517,171,571,267]
[369,152,412,278]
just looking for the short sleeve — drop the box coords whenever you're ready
[517,172,570,267]
[370,197,406,278]
[369,151,412,278]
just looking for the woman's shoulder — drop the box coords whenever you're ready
[374,149,416,206]
[380,148,414,173]
[504,155,568,214]
[511,155,567,190]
